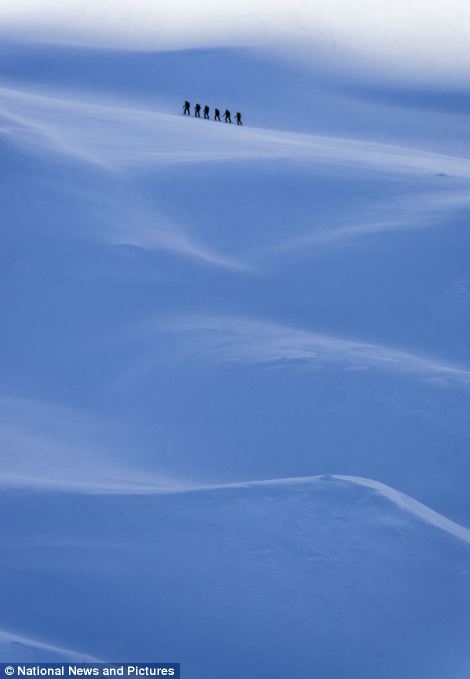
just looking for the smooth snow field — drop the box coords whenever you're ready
[1,34,470,678]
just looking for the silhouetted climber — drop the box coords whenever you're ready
[214,108,221,121]
[194,103,201,118]
[203,105,210,120]
[236,112,243,125]
[224,109,232,123]
[183,100,190,115]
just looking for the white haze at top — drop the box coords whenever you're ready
[1,0,470,85]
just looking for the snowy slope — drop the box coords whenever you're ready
[1,477,470,679]
[0,630,98,663]
[0,39,470,678]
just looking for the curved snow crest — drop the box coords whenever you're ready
[2,85,470,178]
[265,189,470,252]
[0,473,188,494]
[334,475,470,544]
[0,628,99,662]
[107,207,252,272]
[168,316,470,384]
[63,472,470,545]
[176,474,470,545]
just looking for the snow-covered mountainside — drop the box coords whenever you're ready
[0,38,469,677]
[1,477,470,679]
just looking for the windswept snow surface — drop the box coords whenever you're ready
[2,477,470,679]
[0,630,99,663]
[1,38,470,678]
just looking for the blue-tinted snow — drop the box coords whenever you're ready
[0,40,469,677]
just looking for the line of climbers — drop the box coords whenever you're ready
[183,101,243,125]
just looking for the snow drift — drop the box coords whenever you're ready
[1,36,470,679]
